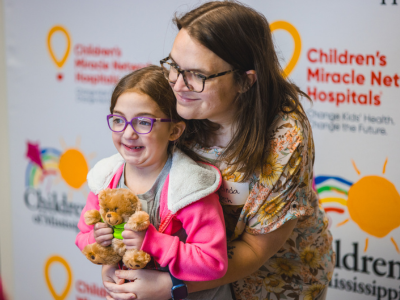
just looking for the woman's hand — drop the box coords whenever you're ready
[121,227,147,250]
[104,220,298,298]
[102,265,124,285]
[104,269,172,300]
[94,223,114,246]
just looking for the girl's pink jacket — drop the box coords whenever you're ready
[76,150,228,281]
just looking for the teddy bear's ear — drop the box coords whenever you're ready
[98,188,110,205]
[120,189,140,211]
[98,189,105,200]
[124,189,141,211]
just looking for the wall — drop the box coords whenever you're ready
[1,1,400,300]
[0,0,14,298]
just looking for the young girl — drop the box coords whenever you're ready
[75,66,231,299]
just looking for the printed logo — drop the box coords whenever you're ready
[44,255,109,300]
[320,161,400,300]
[44,255,73,300]
[25,138,94,231]
[47,25,71,81]
[270,21,301,78]
[46,24,150,103]
[317,158,400,253]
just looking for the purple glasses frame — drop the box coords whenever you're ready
[107,114,173,134]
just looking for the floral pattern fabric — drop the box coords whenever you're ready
[194,112,335,300]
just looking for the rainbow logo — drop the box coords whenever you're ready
[25,143,60,188]
[25,139,94,199]
[317,158,400,253]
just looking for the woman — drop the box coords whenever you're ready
[102,1,335,299]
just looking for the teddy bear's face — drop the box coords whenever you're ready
[83,246,106,265]
[82,243,122,266]
[98,189,140,226]
[122,249,151,270]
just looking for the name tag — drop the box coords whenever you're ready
[219,180,249,205]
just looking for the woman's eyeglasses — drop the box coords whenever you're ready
[160,56,237,93]
[107,114,173,134]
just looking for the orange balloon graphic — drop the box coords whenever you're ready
[47,25,71,68]
[58,149,89,189]
[44,255,73,300]
[270,21,302,78]
[347,175,400,238]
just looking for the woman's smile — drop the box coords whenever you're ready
[175,93,201,103]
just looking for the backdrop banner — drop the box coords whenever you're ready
[4,1,399,299]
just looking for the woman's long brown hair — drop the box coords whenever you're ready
[174,1,311,180]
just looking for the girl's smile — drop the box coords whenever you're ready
[122,144,144,152]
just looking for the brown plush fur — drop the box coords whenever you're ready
[84,210,101,225]
[82,188,151,268]
[82,243,121,265]
[123,249,151,269]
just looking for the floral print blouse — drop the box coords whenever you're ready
[194,112,335,300]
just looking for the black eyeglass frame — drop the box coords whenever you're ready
[160,56,238,93]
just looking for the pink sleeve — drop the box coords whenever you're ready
[75,191,100,251]
[141,193,228,281]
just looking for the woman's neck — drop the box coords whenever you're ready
[209,120,235,148]
[207,102,237,148]
[124,154,168,195]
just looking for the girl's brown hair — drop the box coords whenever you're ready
[174,1,310,180]
[110,65,200,161]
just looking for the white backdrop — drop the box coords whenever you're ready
[3,1,400,299]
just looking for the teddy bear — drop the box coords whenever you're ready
[82,188,151,269]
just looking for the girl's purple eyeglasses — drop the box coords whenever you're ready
[107,114,173,134]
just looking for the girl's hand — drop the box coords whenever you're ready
[102,265,124,285]
[104,269,172,300]
[94,222,114,246]
[121,227,147,250]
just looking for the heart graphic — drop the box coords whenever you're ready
[44,255,73,300]
[270,21,301,78]
[47,25,71,68]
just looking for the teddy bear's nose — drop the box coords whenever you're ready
[107,214,111,218]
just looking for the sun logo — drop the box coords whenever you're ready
[316,158,400,253]
[26,137,95,200]
[59,137,90,190]
[57,137,95,199]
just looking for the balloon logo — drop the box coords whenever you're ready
[44,255,73,300]
[47,25,71,68]
[270,21,301,78]
[47,25,71,81]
